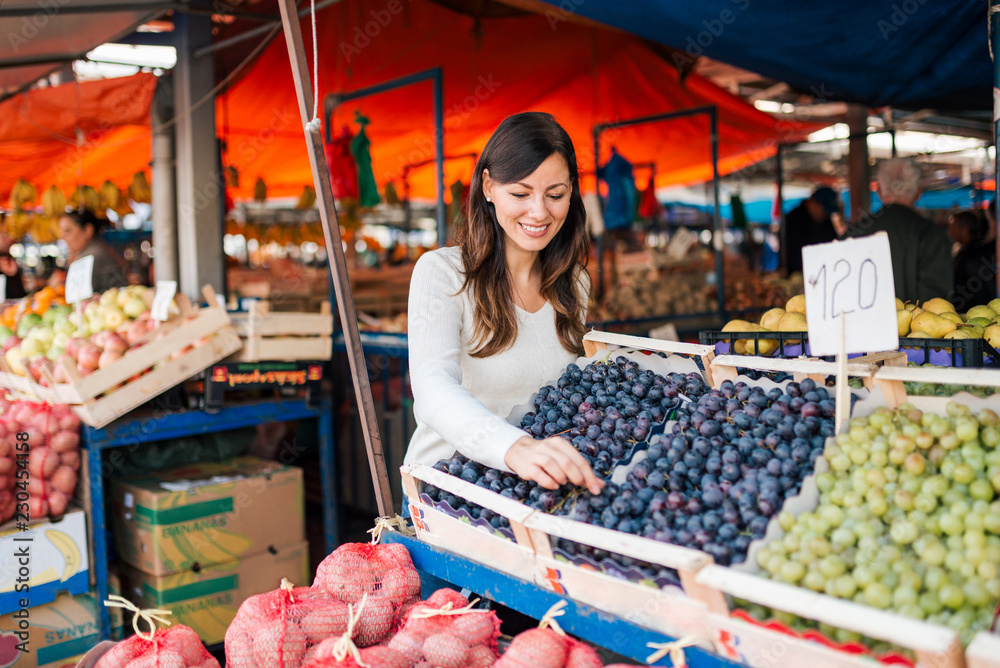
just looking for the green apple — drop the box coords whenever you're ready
[84,302,99,319]
[16,312,42,339]
[123,297,147,319]
[0,326,13,345]
[53,318,77,337]
[19,338,43,357]
[46,345,65,361]
[52,331,69,350]
[99,288,119,307]
[103,307,126,330]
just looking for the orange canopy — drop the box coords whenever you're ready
[0,73,156,203]
[218,0,819,201]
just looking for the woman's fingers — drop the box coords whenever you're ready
[505,436,604,495]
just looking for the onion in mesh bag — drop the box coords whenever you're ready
[95,597,219,668]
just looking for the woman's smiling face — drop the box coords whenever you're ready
[482,152,572,256]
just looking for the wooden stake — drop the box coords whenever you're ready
[276,0,394,516]
[835,314,849,435]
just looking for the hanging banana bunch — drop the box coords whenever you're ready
[8,179,37,211]
[30,215,60,244]
[128,171,152,203]
[253,177,267,203]
[5,211,32,240]
[295,185,316,210]
[99,180,121,212]
[69,185,101,215]
[114,192,134,218]
[41,185,67,218]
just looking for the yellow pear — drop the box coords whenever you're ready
[896,309,912,336]
[759,307,786,331]
[895,298,905,310]
[911,311,957,338]
[962,324,985,339]
[938,312,964,325]
[777,311,808,346]
[922,298,956,315]
[988,298,1000,314]
[734,339,747,354]
[944,329,972,340]
[967,317,993,328]
[722,319,754,352]
[907,331,931,338]
[985,324,1000,349]
[967,305,997,321]
[785,294,807,315]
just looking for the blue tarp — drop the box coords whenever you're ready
[539,1,991,109]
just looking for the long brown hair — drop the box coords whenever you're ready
[457,112,589,358]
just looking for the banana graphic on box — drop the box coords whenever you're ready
[46,528,81,581]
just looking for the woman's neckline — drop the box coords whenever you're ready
[514,300,551,316]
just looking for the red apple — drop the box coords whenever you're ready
[65,337,88,360]
[98,349,123,369]
[103,333,128,355]
[2,336,21,354]
[78,344,102,371]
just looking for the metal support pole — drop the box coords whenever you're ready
[277,0,394,515]
[151,76,178,282]
[994,0,1000,296]
[776,145,786,275]
[847,103,871,223]
[433,72,446,245]
[709,107,725,319]
[324,68,446,246]
[593,131,605,302]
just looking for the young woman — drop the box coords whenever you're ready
[58,210,129,293]
[405,112,603,495]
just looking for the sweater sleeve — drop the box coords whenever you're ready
[407,251,527,471]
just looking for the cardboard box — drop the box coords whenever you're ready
[111,456,304,576]
[122,541,309,646]
[0,510,89,616]
[0,586,122,668]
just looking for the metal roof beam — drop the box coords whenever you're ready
[0,1,183,17]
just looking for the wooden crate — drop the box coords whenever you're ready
[522,510,717,643]
[966,632,1000,668]
[582,330,717,385]
[227,300,333,362]
[5,287,242,427]
[694,565,965,668]
[873,364,1000,410]
[400,463,538,578]
[710,350,907,391]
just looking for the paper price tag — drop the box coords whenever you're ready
[802,232,899,357]
[65,256,94,304]
[0,275,7,303]
[151,280,178,322]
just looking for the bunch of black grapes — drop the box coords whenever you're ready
[518,358,710,478]
[562,378,835,565]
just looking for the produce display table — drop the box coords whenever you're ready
[382,532,744,668]
[84,398,336,640]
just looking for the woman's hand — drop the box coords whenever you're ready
[504,435,604,495]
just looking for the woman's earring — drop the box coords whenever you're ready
[486,196,491,203]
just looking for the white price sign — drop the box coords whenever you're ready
[802,232,898,357]
[151,280,178,322]
[65,255,94,304]
[0,275,7,303]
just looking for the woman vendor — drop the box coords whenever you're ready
[405,111,603,496]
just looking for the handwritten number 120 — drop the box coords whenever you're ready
[812,258,877,320]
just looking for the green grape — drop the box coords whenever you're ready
[803,570,826,592]
[920,541,947,566]
[938,583,966,609]
[832,574,857,598]
[893,584,919,608]
[919,591,944,615]
[970,479,995,502]
[956,418,979,442]
[817,554,847,579]
[780,560,806,583]
[914,493,938,514]
[863,582,893,609]
[939,514,963,536]
[952,463,976,485]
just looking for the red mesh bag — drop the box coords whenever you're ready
[302,596,413,668]
[494,602,602,668]
[386,589,500,668]
[312,530,421,646]
[225,579,349,667]
[0,396,80,522]
[95,596,220,668]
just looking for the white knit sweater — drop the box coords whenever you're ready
[404,246,587,472]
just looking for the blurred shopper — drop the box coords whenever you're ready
[0,227,26,299]
[847,158,952,303]
[58,210,129,293]
[948,209,996,311]
[784,186,841,276]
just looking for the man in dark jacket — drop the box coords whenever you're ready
[846,158,952,304]
[784,186,841,276]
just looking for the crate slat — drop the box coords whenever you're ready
[228,336,332,362]
[966,631,1000,668]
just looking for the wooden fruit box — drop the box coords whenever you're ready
[67,326,242,427]
[710,350,907,391]
[873,364,1000,411]
[966,632,1000,668]
[522,510,717,644]
[400,463,538,579]
[13,287,231,406]
[694,565,965,668]
[227,300,333,362]
[582,330,717,385]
